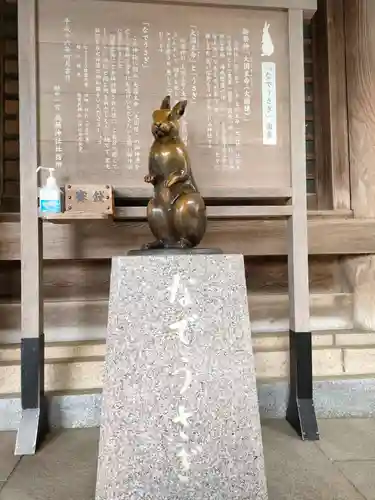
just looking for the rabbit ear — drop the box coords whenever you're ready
[170,100,187,120]
[160,95,171,110]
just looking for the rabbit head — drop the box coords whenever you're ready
[151,95,187,141]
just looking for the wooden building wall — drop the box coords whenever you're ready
[0,0,19,212]
[1,0,375,400]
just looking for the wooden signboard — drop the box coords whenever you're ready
[37,0,292,197]
[17,0,318,456]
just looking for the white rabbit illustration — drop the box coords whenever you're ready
[261,21,274,57]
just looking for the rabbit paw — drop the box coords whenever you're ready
[176,238,193,249]
[144,174,156,184]
[142,240,165,250]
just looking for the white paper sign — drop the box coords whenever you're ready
[261,61,277,146]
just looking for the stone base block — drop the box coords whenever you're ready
[95,254,268,500]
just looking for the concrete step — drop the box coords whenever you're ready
[2,328,375,395]
[0,292,354,344]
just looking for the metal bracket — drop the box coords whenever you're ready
[15,336,49,455]
[286,330,319,441]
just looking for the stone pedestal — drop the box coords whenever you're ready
[95,254,268,500]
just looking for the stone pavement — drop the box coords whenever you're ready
[1,419,375,499]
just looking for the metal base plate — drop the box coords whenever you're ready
[15,409,40,456]
[15,398,49,456]
[15,335,49,456]
[286,398,319,441]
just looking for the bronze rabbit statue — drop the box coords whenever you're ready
[143,95,207,250]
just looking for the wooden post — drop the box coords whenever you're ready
[15,0,48,455]
[0,1,5,205]
[312,0,350,210]
[344,0,375,332]
[286,8,319,441]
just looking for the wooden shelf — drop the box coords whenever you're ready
[42,206,294,222]
[41,212,111,223]
[40,207,354,222]
[114,186,293,199]
[115,205,293,219]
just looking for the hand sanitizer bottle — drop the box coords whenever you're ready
[37,167,62,214]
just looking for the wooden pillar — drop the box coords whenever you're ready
[286,9,319,441]
[15,0,48,455]
[312,0,350,210]
[344,0,375,331]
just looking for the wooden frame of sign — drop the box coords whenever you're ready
[17,0,317,454]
